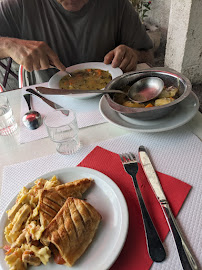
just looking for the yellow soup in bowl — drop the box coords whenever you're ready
[59,69,112,90]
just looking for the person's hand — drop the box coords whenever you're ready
[7,38,66,72]
[104,45,139,72]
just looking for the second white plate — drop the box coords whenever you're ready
[99,91,199,133]
[0,167,128,270]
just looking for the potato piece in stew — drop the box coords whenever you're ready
[59,69,112,90]
[113,84,179,108]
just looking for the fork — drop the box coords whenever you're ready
[119,152,166,262]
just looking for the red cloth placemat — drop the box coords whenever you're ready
[78,146,192,270]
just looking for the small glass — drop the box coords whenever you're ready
[0,95,18,136]
[44,109,80,155]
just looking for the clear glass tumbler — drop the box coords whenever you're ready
[0,95,18,136]
[44,109,80,155]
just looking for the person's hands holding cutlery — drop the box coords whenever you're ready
[2,37,66,72]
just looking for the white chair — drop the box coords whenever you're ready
[18,65,25,88]
[0,83,6,92]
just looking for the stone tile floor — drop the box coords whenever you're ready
[0,58,202,113]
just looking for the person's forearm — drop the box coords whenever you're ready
[134,49,154,66]
[0,37,15,59]
[0,37,65,72]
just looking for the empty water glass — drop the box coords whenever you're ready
[0,95,18,136]
[44,109,80,155]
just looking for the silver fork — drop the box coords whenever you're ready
[119,152,166,262]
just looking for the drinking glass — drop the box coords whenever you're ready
[44,109,80,155]
[0,95,18,136]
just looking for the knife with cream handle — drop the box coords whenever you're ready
[138,146,198,270]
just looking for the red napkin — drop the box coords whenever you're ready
[77,146,192,270]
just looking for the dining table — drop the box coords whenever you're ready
[0,64,202,270]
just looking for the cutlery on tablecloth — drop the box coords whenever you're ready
[36,86,127,95]
[119,152,166,262]
[22,94,42,130]
[139,146,198,270]
[26,88,69,116]
[35,82,164,103]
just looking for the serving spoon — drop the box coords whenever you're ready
[36,77,164,103]
[22,94,42,130]
[128,77,164,103]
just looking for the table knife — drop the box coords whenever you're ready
[26,88,63,109]
[138,146,198,270]
[26,88,70,116]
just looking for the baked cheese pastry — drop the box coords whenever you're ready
[41,197,101,266]
[39,178,93,227]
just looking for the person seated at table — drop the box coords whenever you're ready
[0,0,154,86]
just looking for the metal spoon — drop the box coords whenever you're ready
[36,77,164,103]
[49,65,72,77]
[128,77,164,103]
[22,94,42,130]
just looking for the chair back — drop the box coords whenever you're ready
[0,83,6,92]
[18,65,25,88]
[0,58,18,89]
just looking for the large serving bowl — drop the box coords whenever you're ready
[104,67,192,120]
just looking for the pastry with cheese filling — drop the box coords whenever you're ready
[41,197,101,266]
[39,178,93,228]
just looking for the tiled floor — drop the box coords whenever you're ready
[0,58,201,112]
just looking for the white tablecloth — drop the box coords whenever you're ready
[1,126,202,269]
[19,83,107,143]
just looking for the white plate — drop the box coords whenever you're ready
[48,62,123,99]
[0,167,128,270]
[99,91,199,133]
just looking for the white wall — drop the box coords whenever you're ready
[146,0,171,39]
[146,0,202,83]
[164,0,202,83]
[182,0,202,83]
